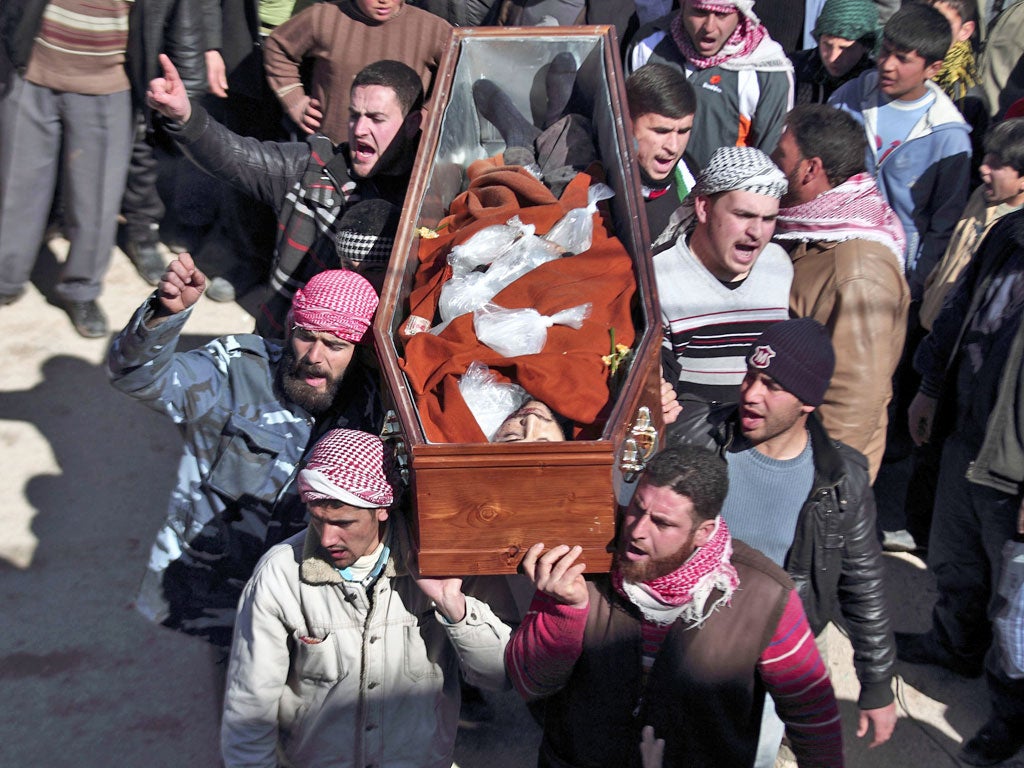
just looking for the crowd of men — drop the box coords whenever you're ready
[4,0,1024,765]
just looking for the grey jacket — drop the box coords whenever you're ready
[222,522,512,768]
[108,295,379,645]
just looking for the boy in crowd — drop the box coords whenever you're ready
[928,0,979,105]
[883,117,1024,552]
[829,1,971,300]
[793,0,879,105]
[927,0,988,185]
[625,63,699,248]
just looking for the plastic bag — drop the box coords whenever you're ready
[474,301,592,357]
[544,183,614,254]
[458,361,528,441]
[448,216,534,278]
[438,235,562,324]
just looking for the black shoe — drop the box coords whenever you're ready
[64,299,107,338]
[960,718,1024,766]
[124,240,166,285]
[458,681,494,730]
[895,631,983,678]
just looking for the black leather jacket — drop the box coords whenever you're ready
[669,410,896,709]
[126,0,207,110]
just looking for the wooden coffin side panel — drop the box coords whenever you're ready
[409,442,616,575]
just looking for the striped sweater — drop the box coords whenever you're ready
[654,234,793,403]
[24,0,130,94]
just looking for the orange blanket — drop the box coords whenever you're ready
[399,160,637,443]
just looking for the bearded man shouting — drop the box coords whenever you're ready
[506,444,844,768]
[109,256,382,647]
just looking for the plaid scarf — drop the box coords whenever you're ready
[670,9,766,69]
[613,516,739,627]
[775,172,906,268]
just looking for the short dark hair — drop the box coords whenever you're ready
[785,104,867,186]
[639,445,728,522]
[626,63,697,121]
[883,3,952,64]
[351,59,425,116]
[983,117,1024,174]
[927,0,978,27]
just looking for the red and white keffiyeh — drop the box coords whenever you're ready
[291,269,379,343]
[298,429,395,508]
[775,172,906,269]
[613,516,740,627]
[671,4,766,70]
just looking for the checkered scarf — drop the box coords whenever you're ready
[657,147,787,242]
[775,171,906,269]
[693,146,788,199]
[291,269,379,342]
[335,199,400,267]
[613,516,739,627]
[337,230,395,265]
[671,0,766,70]
[298,429,395,508]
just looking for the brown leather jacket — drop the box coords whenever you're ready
[787,238,910,481]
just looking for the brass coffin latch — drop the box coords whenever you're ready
[619,406,658,482]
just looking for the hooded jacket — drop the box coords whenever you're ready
[829,72,971,300]
[221,522,512,768]
[627,12,794,170]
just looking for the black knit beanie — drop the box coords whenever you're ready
[747,318,835,406]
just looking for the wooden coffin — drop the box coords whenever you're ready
[373,27,664,575]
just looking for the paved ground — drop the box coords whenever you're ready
[0,238,1018,767]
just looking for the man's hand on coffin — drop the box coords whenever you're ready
[148,54,193,123]
[661,379,682,425]
[287,96,322,135]
[408,555,467,623]
[149,253,206,325]
[521,543,589,610]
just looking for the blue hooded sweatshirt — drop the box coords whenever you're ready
[830,70,971,301]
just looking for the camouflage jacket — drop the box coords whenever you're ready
[108,296,381,646]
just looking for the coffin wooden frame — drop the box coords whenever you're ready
[373,26,664,575]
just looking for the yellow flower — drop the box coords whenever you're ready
[415,226,440,239]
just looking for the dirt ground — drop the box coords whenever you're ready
[0,239,1017,767]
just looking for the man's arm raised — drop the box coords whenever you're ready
[146,253,206,328]
[147,53,193,123]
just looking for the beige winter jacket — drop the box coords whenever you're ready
[221,522,512,768]
[788,238,910,481]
